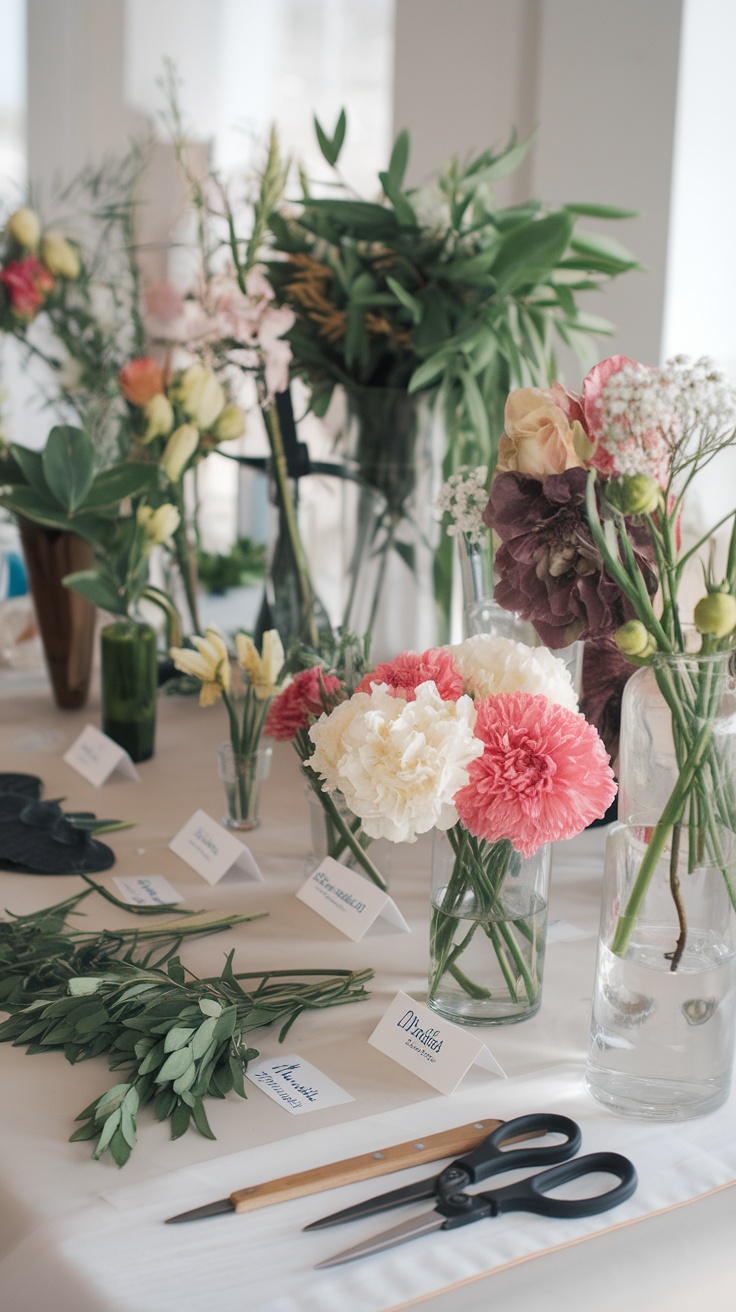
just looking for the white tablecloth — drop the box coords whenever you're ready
[1,676,735,1312]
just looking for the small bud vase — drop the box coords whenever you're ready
[217,741,273,831]
[100,618,157,763]
[428,824,550,1025]
[306,787,391,884]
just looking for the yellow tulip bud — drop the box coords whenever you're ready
[214,404,246,442]
[161,424,199,482]
[40,230,81,280]
[144,503,181,545]
[614,620,658,659]
[138,392,174,445]
[6,206,41,250]
[694,593,736,639]
[606,474,661,516]
[172,363,225,429]
[136,505,154,530]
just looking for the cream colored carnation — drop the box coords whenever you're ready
[449,635,578,711]
[307,681,484,844]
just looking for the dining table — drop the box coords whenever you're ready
[1,665,736,1312]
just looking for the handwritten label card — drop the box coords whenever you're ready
[369,991,506,1096]
[169,810,263,885]
[113,876,183,907]
[64,724,140,787]
[245,1053,354,1115]
[296,857,410,942]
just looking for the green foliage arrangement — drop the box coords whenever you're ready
[267,111,640,467]
[0,890,372,1165]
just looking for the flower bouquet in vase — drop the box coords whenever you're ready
[170,627,286,830]
[485,354,736,1112]
[307,638,615,1023]
[265,637,388,889]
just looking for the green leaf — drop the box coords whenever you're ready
[491,211,575,295]
[386,128,410,191]
[109,1126,133,1167]
[170,1101,191,1139]
[42,426,95,512]
[199,999,223,1018]
[163,1026,196,1053]
[191,1099,216,1140]
[191,1016,218,1059]
[408,352,451,393]
[63,569,125,616]
[564,202,638,219]
[313,109,346,167]
[458,135,533,190]
[82,463,157,509]
[385,276,422,324]
[568,229,640,268]
[92,1109,121,1158]
[8,444,48,496]
[157,1047,193,1083]
[377,170,417,226]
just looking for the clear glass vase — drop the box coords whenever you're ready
[306,787,390,884]
[456,530,583,693]
[617,650,736,827]
[100,619,157,763]
[341,386,443,657]
[586,820,736,1119]
[428,824,550,1025]
[217,741,273,831]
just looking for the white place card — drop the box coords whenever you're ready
[245,1053,354,1115]
[368,991,506,1096]
[168,809,263,885]
[63,724,140,787]
[112,875,184,907]
[296,857,410,941]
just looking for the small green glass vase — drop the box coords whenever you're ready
[100,619,158,763]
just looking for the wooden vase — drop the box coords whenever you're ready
[18,519,96,709]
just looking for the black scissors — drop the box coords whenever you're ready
[309,1112,637,1269]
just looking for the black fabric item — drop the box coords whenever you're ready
[0,788,115,875]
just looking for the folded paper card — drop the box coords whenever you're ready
[245,1053,355,1115]
[169,809,263,884]
[113,875,183,907]
[64,724,140,787]
[296,857,410,941]
[368,990,506,1095]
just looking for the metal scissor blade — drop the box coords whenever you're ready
[304,1174,439,1231]
[165,1197,235,1223]
[315,1210,445,1269]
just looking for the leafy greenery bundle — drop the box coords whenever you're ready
[268,111,639,466]
[0,891,371,1165]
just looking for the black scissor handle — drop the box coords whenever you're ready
[442,1113,582,1191]
[441,1151,637,1227]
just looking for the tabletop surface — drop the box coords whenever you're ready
[1,671,735,1312]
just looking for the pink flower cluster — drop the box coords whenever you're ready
[265,666,343,741]
[304,643,615,855]
[455,691,615,857]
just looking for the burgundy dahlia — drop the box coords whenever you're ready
[484,468,655,649]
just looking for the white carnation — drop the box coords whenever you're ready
[449,634,578,711]
[307,681,484,844]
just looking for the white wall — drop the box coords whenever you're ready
[394,0,684,379]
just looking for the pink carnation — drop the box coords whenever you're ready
[264,667,343,741]
[454,691,616,857]
[355,648,463,702]
[582,354,638,477]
